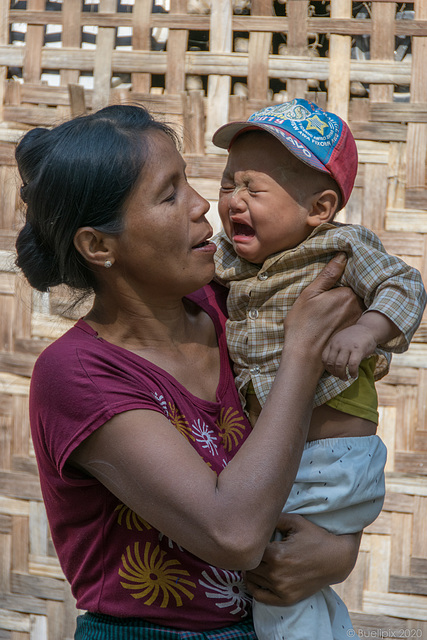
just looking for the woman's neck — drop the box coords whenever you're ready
[84,290,201,352]
[83,288,220,402]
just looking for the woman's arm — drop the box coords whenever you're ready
[71,254,363,571]
[244,513,361,605]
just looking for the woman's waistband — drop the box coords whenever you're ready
[75,612,257,640]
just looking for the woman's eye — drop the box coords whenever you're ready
[163,191,176,203]
[220,185,234,192]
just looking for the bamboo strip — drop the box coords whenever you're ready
[363,591,427,621]
[131,0,152,93]
[0,47,414,84]
[328,0,351,118]
[205,0,232,154]
[5,13,427,38]
[370,2,395,103]
[92,0,116,111]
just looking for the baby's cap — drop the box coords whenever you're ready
[212,98,358,209]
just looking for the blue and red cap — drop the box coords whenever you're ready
[212,98,358,210]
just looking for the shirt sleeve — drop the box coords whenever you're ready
[30,339,166,477]
[337,225,427,352]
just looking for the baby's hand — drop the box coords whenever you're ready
[322,325,377,380]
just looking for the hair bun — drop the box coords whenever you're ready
[15,221,61,292]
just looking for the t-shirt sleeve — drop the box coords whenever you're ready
[30,338,166,478]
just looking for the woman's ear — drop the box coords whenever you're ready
[73,227,115,268]
[307,190,339,228]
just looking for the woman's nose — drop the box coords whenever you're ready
[191,185,210,218]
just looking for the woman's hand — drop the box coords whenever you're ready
[244,513,362,606]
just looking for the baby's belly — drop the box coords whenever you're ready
[245,394,377,440]
[308,404,377,441]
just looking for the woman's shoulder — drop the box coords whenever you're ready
[34,321,94,361]
[31,321,106,388]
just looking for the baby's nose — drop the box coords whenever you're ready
[229,185,246,209]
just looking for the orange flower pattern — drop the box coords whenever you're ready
[115,405,249,615]
[119,542,196,607]
[168,402,195,441]
[115,504,152,531]
[216,407,247,452]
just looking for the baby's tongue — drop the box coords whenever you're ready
[233,223,255,237]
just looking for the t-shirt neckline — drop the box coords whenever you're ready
[73,291,229,410]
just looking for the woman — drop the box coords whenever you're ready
[15,105,362,639]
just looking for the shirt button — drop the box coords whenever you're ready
[250,365,261,375]
[258,272,268,280]
[248,309,259,319]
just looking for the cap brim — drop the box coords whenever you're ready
[212,122,275,149]
[212,121,331,177]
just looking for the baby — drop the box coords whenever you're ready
[212,99,427,640]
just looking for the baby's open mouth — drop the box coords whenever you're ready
[233,222,255,237]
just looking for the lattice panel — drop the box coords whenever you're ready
[0,1,427,638]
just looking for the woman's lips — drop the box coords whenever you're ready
[191,240,217,253]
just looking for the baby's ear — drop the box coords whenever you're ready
[307,190,339,228]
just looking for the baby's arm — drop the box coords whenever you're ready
[321,224,427,380]
[322,310,401,380]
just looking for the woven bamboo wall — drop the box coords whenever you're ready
[0,1,427,638]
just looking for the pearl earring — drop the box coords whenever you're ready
[104,260,113,268]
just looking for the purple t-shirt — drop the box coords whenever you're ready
[29,283,253,630]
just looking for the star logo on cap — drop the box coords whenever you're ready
[305,114,328,135]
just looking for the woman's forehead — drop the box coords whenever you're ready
[138,131,183,176]
[130,133,185,198]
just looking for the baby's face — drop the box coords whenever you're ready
[218,132,314,264]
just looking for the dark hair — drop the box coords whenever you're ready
[15,104,179,293]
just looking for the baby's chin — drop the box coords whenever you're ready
[233,241,266,265]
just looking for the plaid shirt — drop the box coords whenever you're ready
[214,222,427,409]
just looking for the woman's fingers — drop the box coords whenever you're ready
[299,252,347,299]
[244,513,362,606]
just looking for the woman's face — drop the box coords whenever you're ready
[112,131,216,297]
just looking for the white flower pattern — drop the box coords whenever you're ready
[158,531,183,552]
[199,567,251,616]
[152,392,168,417]
[191,418,219,456]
